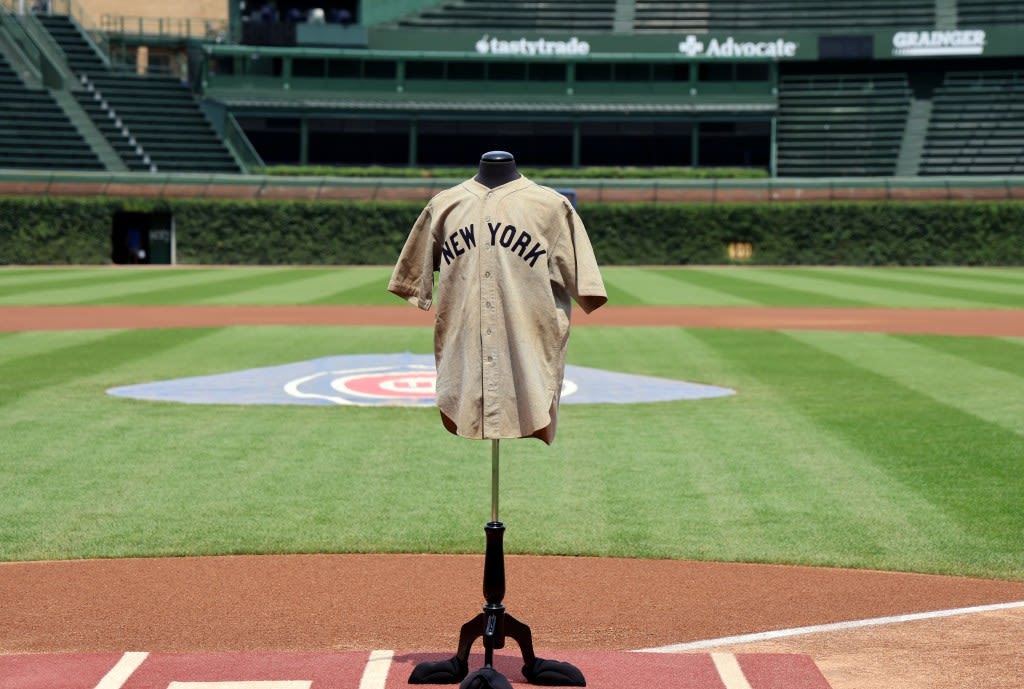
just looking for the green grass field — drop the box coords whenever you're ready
[1,266,1022,580]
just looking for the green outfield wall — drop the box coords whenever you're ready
[2,178,1023,266]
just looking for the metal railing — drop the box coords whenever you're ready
[0,0,72,88]
[101,15,228,42]
[23,0,110,64]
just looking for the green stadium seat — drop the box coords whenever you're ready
[633,0,933,31]
[776,73,912,177]
[38,14,243,174]
[394,0,617,31]
[0,53,104,171]
[920,70,1024,176]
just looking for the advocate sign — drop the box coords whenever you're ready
[677,34,798,59]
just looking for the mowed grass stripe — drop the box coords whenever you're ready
[662,328,975,571]
[600,267,756,306]
[906,335,1024,379]
[701,328,1022,575]
[0,268,178,300]
[788,331,1024,436]
[913,267,1024,286]
[713,268,993,308]
[2,266,1021,308]
[0,328,217,405]
[790,269,1024,308]
[531,328,970,569]
[815,267,1024,298]
[198,267,388,305]
[312,273,407,305]
[669,267,865,307]
[92,268,331,305]
[0,267,153,292]
[0,268,258,305]
[0,329,118,361]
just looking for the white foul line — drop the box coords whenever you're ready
[634,600,1024,653]
[167,679,309,683]
[358,649,395,689]
[93,652,149,689]
[711,653,754,689]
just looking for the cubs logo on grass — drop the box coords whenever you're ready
[107,353,733,406]
[286,364,437,406]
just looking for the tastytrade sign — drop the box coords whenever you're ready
[678,34,798,59]
[475,34,590,56]
[892,30,986,56]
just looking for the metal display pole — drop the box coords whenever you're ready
[408,439,585,687]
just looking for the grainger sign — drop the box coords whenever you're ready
[891,30,987,57]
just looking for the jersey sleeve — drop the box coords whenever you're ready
[388,204,438,310]
[552,202,608,314]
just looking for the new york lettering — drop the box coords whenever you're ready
[440,224,477,265]
[488,222,547,267]
[439,221,547,268]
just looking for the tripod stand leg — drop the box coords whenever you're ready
[407,609,494,684]
[502,613,536,668]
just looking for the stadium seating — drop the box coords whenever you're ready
[956,0,1024,26]
[394,0,616,30]
[776,73,912,177]
[36,13,241,173]
[0,52,104,170]
[636,0,933,31]
[397,0,936,32]
[919,70,1024,175]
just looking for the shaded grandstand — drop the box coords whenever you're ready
[0,6,243,173]
[2,0,1024,176]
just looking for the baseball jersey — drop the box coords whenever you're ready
[388,175,607,445]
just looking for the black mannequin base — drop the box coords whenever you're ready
[408,522,586,687]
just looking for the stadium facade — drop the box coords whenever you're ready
[1,0,1022,176]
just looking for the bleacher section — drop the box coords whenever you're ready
[396,1,941,34]
[0,52,103,171]
[37,14,241,174]
[634,0,934,31]
[395,0,616,30]
[919,70,1024,176]
[776,74,911,177]
[957,0,1024,25]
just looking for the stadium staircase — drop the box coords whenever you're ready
[37,13,242,173]
[0,50,104,170]
[895,98,933,176]
[919,70,1024,175]
[776,73,912,177]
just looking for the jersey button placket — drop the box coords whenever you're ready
[482,198,498,437]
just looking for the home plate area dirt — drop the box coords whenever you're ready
[2,304,1023,689]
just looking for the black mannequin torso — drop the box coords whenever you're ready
[474,150,522,188]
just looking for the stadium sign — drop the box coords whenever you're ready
[678,34,798,59]
[474,34,591,56]
[891,30,986,57]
